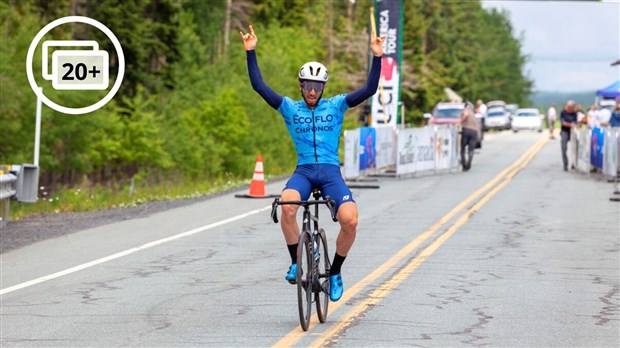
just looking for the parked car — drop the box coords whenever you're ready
[424,102,483,148]
[485,106,511,130]
[512,108,543,132]
[487,100,506,109]
[424,102,463,126]
[506,104,519,118]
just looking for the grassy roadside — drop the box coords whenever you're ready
[9,176,260,220]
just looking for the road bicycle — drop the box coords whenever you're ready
[271,189,338,331]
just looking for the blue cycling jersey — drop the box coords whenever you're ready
[246,50,381,167]
[278,95,347,166]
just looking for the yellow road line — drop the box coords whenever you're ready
[310,136,548,347]
[273,135,548,347]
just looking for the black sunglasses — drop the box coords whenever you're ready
[300,80,325,92]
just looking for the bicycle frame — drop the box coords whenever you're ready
[302,197,324,293]
[272,191,337,289]
[271,190,338,330]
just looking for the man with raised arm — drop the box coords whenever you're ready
[240,24,385,302]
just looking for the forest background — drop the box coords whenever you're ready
[0,0,532,215]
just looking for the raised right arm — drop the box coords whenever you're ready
[246,50,283,110]
[240,25,283,110]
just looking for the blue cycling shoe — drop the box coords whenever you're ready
[329,273,344,302]
[285,264,297,284]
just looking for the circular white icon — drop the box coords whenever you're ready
[26,16,125,115]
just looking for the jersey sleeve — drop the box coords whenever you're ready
[277,97,296,121]
[332,94,349,114]
[246,50,283,110]
[345,55,382,108]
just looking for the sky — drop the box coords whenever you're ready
[481,0,620,93]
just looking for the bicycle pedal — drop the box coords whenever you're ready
[320,280,330,294]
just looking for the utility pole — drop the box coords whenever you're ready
[34,87,42,167]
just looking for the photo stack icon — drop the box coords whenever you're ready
[42,40,109,90]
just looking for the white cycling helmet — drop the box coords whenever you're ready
[298,61,329,82]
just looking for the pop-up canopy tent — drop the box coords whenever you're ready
[596,80,620,98]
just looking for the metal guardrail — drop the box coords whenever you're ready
[0,174,17,200]
[0,164,39,228]
[0,173,18,228]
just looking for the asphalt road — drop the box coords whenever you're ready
[1,130,618,347]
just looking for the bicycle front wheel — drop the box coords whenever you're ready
[315,228,331,323]
[297,231,312,331]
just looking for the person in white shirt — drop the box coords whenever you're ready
[476,99,487,117]
[586,104,599,129]
[475,99,487,133]
[598,106,612,127]
[547,103,557,139]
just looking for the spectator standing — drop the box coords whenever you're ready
[475,99,487,131]
[560,100,579,171]
[547,103,557,139]
[586,103,599,129]
[598,104,612,127]
[476,99,487,118]
[460,103,479,171]
[576,104,586,127]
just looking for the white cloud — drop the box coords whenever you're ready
[482,0,620,92]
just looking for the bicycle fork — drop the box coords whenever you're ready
[311,232,321,293]
[304,212,326,296]
[309,232,332,301]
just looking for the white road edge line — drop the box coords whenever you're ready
[1,205,272,296]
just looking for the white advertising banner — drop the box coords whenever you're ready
[451,126,459,168]
[414,127,436,172]
[343,129,360,179]
[576,128,591,173]
[396,127,436,175]
[396,128,415,175]
[435,126,454,170]
[603,128,619,178]
[568,128,578,170]
[375,126,396,169]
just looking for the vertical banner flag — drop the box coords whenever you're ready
[371,0,402,128]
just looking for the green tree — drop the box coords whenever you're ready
[1,0,535,196]
[115,85,173,179]
[0,2,42,165]
[400,1,532,124]
[78,0,181,98]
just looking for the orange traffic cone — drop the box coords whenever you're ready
[235,155,279,199]
[248,155,266,197]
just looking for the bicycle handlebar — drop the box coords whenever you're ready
[271,197,338,223]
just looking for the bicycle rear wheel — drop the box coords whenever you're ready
[315,228,331,323]
[297,231,312,331]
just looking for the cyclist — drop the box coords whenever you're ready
[240,25,385,302]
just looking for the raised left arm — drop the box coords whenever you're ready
[345,56,382,108]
